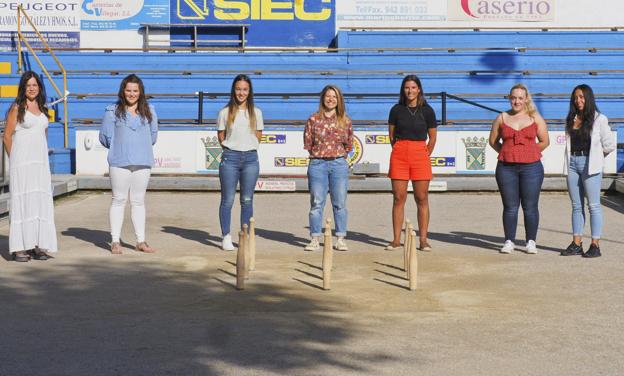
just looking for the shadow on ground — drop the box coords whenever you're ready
[428,231,503,252]
[161,225,222,249]
[61,227,114,253]
[0,260,394,375]
[602,193,624,215]
[0,234,9,260]
[254,227,309,247]
[428,231,563,253]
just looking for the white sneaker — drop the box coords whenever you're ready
[304,237,320,251]
[500,240,515,254]
[222,234,235,251]
[525,240,538,254]
[335,237,349,251]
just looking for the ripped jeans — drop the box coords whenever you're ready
[219,149,259,236]
[567,155,603,239]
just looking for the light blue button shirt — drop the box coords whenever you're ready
[99,104,158,168]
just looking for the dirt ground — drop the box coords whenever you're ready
[1,191,623,375]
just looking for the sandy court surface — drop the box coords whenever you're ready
[1,191,623,375]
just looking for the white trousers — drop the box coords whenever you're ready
[109,166,151,243]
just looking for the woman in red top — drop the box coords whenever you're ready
[489,84,550,254]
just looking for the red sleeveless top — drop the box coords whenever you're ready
[498,122,542,163]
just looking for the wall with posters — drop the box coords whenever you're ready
[170,0,335,47]
[75,126,618,176]
[81,0,169,30]
[3,1,623,50]
[336,0,624,28]
[79,0,170,49]
[0,1,81,49]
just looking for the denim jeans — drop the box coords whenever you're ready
[567,155,603,239]
[307,157,349,237]
[219,149,259,236]
[495,161,544,243]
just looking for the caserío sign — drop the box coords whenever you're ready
[448,0,555,21]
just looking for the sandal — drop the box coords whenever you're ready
[136,242,156,253]
[30,248,49,261]
[12,251,30,262]
[384,243,402,251]
[419,243,433,252]
[111,242,122,255]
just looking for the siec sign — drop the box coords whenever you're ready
[177,0,332,21]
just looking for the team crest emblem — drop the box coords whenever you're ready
[462,136,487,170]
[347,135,363,166]
[201,136,222,170]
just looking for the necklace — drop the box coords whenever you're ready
[407,106,419,117]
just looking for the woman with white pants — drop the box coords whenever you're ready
[99,74,159,254]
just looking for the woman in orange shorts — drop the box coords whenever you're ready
[385,75,438,251]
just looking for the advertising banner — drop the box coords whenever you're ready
[81,0,169,30]
[170,0,335,47]
[337,0,445,26]
[75,128,618,176]
[0,1,81,49]
[447,0,556,22]
[454,130,617,174]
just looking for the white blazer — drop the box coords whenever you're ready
[563,113,616,175]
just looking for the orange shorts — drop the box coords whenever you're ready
[388,140,432,181]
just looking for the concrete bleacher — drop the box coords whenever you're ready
[0,29,623,174]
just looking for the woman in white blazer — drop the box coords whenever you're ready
[561,84,616,258]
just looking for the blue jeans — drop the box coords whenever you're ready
[307,158,349,237]
[219,149,259,236]
[567,155,603,239]
[495,161,544,243]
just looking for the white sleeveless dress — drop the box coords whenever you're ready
[9,111,58,253]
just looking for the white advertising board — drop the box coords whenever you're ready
[454,130,618,174]
[337,1,446,24]
[447,0,556,22]
[0,0,81,48]
[76,128,617,176]
[336,0,624,28]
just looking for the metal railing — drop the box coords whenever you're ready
[439,92,501,124]
[338,26,624,31]
[194,91,503,125]
[140,23,249,51]
[0,123,6,187]
[16,4,69,148]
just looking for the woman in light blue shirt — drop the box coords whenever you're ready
[99,74,158,255]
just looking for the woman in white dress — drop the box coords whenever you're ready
[3,71,57,262]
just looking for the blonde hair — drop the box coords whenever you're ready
[317,85,348,128]
[509,83,537,118]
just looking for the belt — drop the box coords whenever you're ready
[571,150,589,156]
[222,146,256,152]
[312,156,345,161]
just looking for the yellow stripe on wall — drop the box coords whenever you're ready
[0,62,11,74]
[0,85,18,98]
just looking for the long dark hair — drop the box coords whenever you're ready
[115,74,152,123]
[398,75,426,108]
[12,71,48,123]
[226,74,257,130]
[566,84,598,139]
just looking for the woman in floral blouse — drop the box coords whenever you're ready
[303,85,354,251]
